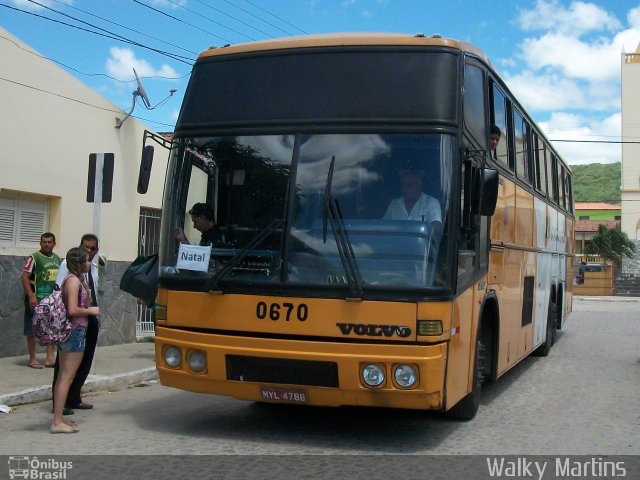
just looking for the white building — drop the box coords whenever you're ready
[0,28,170,355]
[621,42,640,241]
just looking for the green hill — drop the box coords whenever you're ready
[571,162,620,204]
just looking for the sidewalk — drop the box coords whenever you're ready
[0,342,158,408]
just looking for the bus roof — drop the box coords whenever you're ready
[198,33,490,64]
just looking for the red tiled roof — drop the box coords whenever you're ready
[575,220,620,232]
[574,202,620,210]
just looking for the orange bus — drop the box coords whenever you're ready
[140,34,574,419]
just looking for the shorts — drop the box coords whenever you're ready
[23,298,34,336]
[58,326,87,353]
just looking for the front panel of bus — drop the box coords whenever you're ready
[154,44,489,410]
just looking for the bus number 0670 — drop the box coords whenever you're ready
[256,302,308,322]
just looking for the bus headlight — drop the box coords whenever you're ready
[361,364,385,387]
[164,346,182,368]
[187,350,207,373]
[394,364,418,388]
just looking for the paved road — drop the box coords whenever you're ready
[1,299,638,460]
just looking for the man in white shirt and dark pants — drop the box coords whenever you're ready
[52,233,104,414]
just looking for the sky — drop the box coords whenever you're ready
[2,0,640,165]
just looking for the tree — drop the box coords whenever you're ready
[584,225,635,271]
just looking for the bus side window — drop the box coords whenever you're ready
[548,154,559,203]
[514,109,531,184]
[464,63,487,146]
[491,82,510,169]
[535,136,548,196]
[566,173,574,214]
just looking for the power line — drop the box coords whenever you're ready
[241,0,309,35]
[160,0,258,41]
[1,2,193,64]
[0,34,189,83]
[131,0,233,44]
[551,139,640,144]
[0,76,176,128]
[51,0,200,57]
[23,0,194,62]
[174,0,275,40]
[215,0,297,36]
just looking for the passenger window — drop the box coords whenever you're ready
[538,141,548,196]
[464,64,486,145]
[491,83,510,169]
[514,110,530,184]
[548,155,558,203]
[558,165,566,209]
[565,173,574,213]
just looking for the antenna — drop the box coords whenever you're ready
[116,68,176,128]
[134,68,151,108]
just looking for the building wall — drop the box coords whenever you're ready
[0,28,168,356]
[0,256,137,357]
[575,209,620,221]
[621,47,640,241]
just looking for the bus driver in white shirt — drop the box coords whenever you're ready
[383,169,442,227]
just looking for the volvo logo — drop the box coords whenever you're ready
[336,323,412,338]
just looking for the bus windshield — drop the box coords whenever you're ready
[160,133,455,292]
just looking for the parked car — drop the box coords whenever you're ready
[576,262,604,284]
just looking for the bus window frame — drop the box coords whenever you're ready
[513,108,531,185]
[489,81,511,171]
[548,153,559,203]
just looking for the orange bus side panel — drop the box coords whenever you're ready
[491,176,515,244]
[496,248,525,374]
[444,287,474,409]
[515,185,534,247]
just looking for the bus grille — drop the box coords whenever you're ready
[225,355,339,387]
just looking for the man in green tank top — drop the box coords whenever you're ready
[20,232,61,368]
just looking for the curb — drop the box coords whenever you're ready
[0,367,158,408]
[574,296,640,302]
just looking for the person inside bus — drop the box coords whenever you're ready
[383,169,442,228]
[175,202,224,246]
[490,124,501,160]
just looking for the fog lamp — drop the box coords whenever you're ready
[164,346,182,368]
[361,364,385,387]
[187,350,207,373]
[394,364,418,388]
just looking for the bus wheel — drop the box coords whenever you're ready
[447,338,484,421]
[533,301,555,357]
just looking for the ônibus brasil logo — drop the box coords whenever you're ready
[8,456,73,479]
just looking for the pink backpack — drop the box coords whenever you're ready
[32,284,72,345]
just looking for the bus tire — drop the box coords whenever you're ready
[533,300,556,357]
[447,337,484,421]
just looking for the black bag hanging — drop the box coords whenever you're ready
[119,254,158,305]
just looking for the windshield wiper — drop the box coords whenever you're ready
[323,156,363,298]
[207,218,283,291]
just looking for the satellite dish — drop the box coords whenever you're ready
[133,68,151,108]
[115,68,177,128]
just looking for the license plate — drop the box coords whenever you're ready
[259,385,308,404]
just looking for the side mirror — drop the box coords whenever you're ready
[474,168,499,216]
[137,145,154,194]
